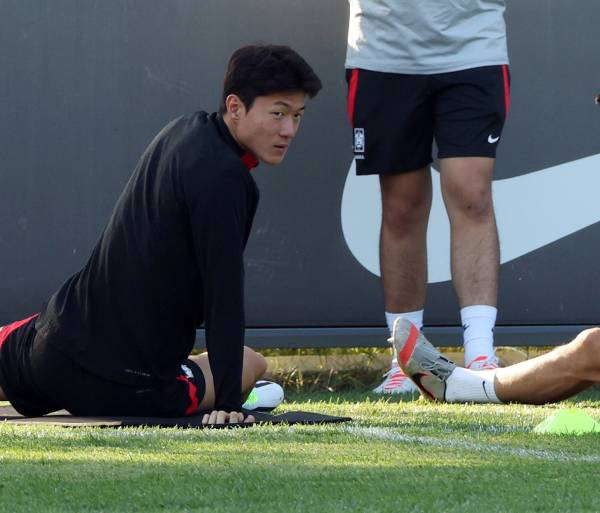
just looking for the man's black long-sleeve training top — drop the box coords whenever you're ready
[35,112,259,412]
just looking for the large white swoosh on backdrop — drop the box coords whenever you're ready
[341,153,600,283]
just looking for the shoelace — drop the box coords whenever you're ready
[467,356,499,370]
[472,362,498,370]
[381,366,402,378]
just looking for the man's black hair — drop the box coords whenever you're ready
[219,44,322,115]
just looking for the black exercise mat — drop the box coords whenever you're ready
[0,405,351,428]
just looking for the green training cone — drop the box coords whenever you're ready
[533,408,600,435]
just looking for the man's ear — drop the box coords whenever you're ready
[226,94,245,120]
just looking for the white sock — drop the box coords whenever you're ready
[386,310,423,367]
[445,367,502,403]
[460,305,497,366]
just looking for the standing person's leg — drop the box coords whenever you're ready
[380,169,432,316]
[189,346,267,412]
[440,156,500,368]
[346,68,436,394]
[434,65,510,369]
[374,169,431,394]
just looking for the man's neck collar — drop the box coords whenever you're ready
[217,114,259,170]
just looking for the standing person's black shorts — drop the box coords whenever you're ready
[346,65,511,175]
[0,315,206,417]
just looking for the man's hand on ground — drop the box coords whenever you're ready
[201,410,255,426]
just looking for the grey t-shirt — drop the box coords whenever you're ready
[345,0,508,74]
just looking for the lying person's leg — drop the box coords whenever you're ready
[494,328,600,404]
[392,317,600,404]
[189,346,267,412]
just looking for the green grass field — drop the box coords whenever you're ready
[2,391,600,513]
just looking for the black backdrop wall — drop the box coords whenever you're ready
[1,1,599,346]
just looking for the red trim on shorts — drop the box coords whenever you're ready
[398,324,419,367]
[0,314,39,349]
[502,65,511,117]
[347,69,359,126]
[177,375,199,415]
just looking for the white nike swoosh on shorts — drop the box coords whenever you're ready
[340,153,600,283]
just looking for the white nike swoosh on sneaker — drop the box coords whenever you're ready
[341,153,600,283]
[488,134,500,143]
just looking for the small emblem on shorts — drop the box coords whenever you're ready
[488,134,500,144]
[181,364,194,379]
[354,128,365,156]
[124,368,152,378]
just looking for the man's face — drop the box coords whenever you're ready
[232,91,306,165]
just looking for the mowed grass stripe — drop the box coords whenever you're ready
[345,425,600,462]
[2,391,600,512]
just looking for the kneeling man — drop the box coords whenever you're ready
[0,44,321,426]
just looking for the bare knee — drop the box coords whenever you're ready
[244,347,267,380]
[444,182,494,222]
[381,187,431,239]
[559,328,600,379]
[383,194,431,232]
[572,328,600,363]
[441,157,495,223]
[380,170,432,236]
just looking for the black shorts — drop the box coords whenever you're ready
[0,315,206,417]
[346,65,511,175]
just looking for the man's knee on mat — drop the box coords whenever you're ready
[244,347,267,381]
